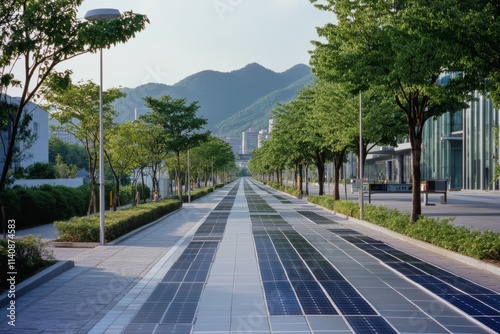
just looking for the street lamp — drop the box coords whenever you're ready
[85,8,121,246]
[359,91,364,220]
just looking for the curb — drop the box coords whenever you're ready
[50,242,99,248]
[109,208,182,245]
[0,260,74,307]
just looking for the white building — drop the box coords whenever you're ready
[1,96,49,171]
[242,128,259,154]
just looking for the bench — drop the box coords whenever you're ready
[367,180,448,205]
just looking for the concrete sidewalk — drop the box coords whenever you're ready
[2,179,499,333]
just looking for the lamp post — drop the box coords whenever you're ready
[85,8,121,246]
[359,91,364,220]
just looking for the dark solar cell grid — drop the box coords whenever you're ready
[131,302,170,323]
[292,281,338,315]
[385,262,428,276]
[281,259,315,281]
[272,195,292,204]
[333,297,378,315]
[345,316,398,334]
[153,323,193,334]
[148,283,180,303]
[411,262,455,276]
[162,269,187,283]
[122,323,157,334]
[259,261,287,281]
[172,283,204,303]
[441,294,500,316]
[438,276,497,295]
[475,295,500,310]
[306,261,346,281]
[263,281,303,315]
[329,228,361,235]
[297,211,337,224]
[162,302,198,324]
[321,281,361,299]
[473,316,500,333]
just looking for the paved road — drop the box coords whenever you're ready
[2,178,499,333]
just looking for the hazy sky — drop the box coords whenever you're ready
[55,0,333,89]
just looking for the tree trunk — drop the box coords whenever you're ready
[296,163,304,197]
[104,150,119,211]
[332,149,346,201]
[315,151,326,196]
[410,136,422,222]
[175,151,183,201]
[305,163,309,196]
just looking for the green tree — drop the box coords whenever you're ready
[432,0,500,105]
[54,154,78,178]
[142,95,210,201]
[271,99,315,197]
[49,136,87,170]
[106,121,152,208]
[0,0,148,214]
[311,81,357,199]
[44,79,125,215]
[310,0,471,221]
[191,136,236,187]
[25,162,57,179]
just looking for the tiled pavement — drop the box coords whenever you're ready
[2,178,500,333]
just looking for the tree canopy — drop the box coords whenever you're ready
[0,0,148,196]
[142,95,210,200]
[309,0,479,221]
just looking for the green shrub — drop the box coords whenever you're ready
[266,181,301,197]
[0,235,55,291]
[55,199,182,242]
[15,187,57,228]
[182,187,214,202]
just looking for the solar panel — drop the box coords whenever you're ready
[346,316,398,334]
[263,281,302,315]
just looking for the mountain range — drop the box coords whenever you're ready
[113,63,314,137]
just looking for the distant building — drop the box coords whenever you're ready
[50,130,79,145]
[258,130,269,148]
[224,136,242,155]
[268,118,276,133]
[242,128,258,154]
[1,96,48,172]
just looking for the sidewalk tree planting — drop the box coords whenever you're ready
[142,95,210,201]
[0,0,148,231]
[43,79,124,215]
[310,0,476,221]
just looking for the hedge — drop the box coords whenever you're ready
[1,183,150,230]
[0,235,55,291]
[54,199,182,242]
[308,195,500,261]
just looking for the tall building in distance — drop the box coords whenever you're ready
[258,130,269,148]
[241,128,258,154]
[268,118,276,134]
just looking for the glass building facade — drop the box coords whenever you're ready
[365,91,500,191]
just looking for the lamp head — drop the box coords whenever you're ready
[85,8,121,21]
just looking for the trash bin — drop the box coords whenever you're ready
[440,195,446,204]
